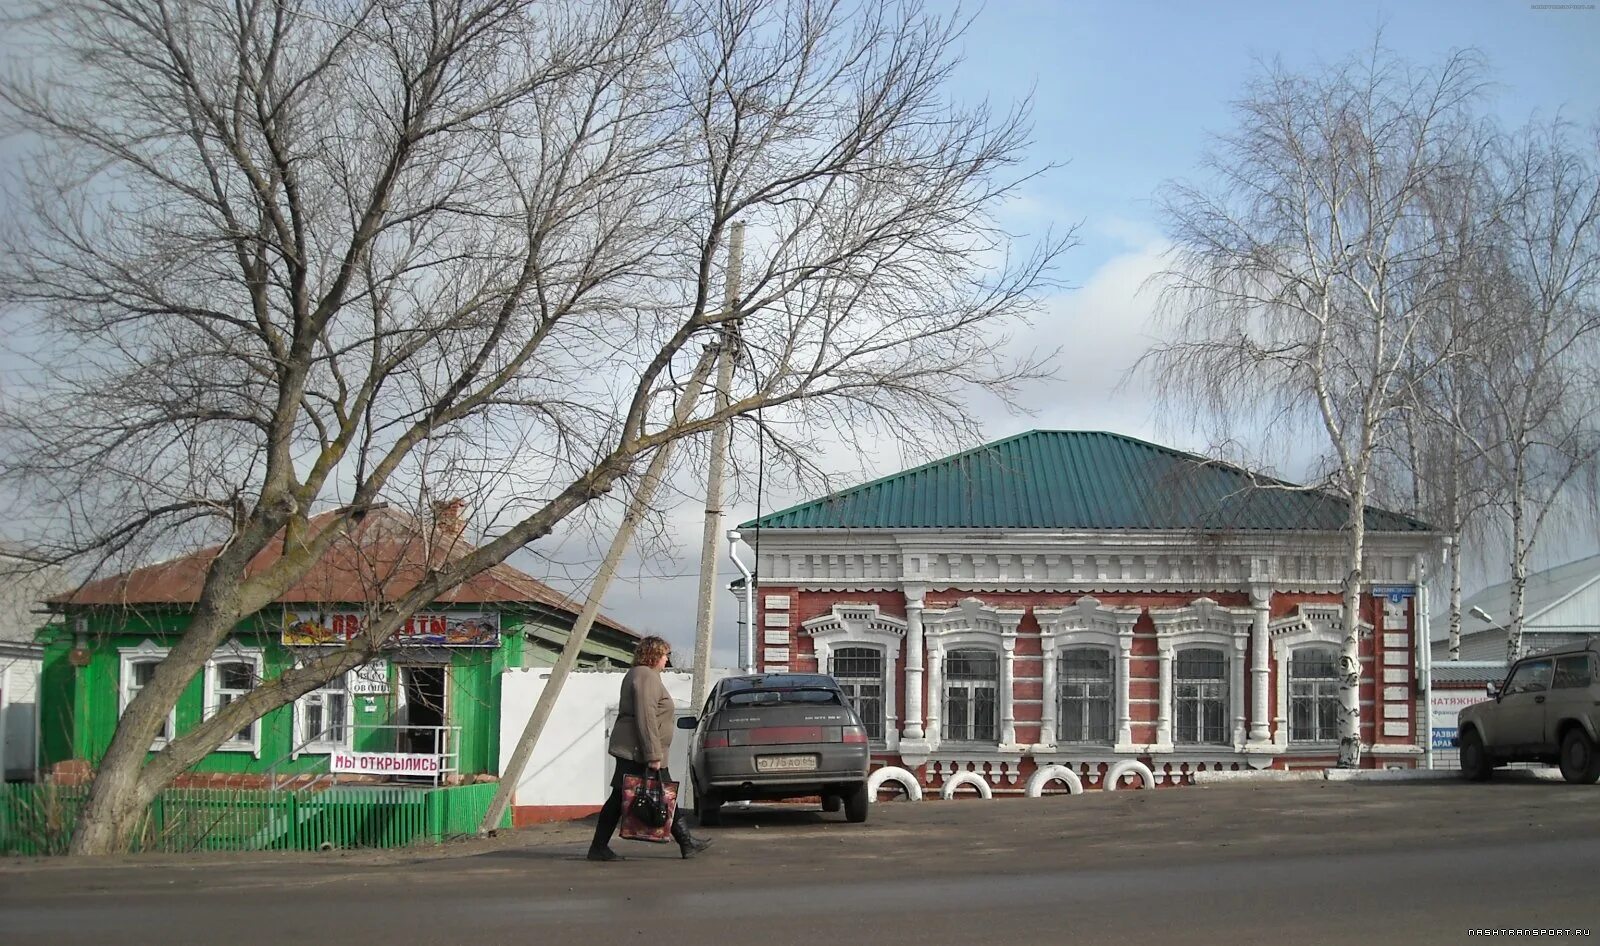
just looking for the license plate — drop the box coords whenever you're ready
[756,754,818,772]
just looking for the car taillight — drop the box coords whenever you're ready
[842,726,869,745]
[702,731,730,748]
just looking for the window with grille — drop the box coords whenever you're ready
[943,648,999,743]
[207,654,261,750]
[1174,647,1228,745]
[297,673,351,751]
[832,647,886,741]
[1289,646,1340,743]
[1058,647,1113,744]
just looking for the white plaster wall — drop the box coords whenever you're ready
[1,656,41,779]
[498,668,727,808]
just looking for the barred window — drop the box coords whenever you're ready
[1174,647,1228,746]
[943,649,998,743]
[1058,648,1113,744]
[1289,646,1340,743]
[832,647,885,741]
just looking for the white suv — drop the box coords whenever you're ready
[1457,640,1599,784]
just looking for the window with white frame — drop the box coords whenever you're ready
[943,648,999,743]
[1174,647,1228,746]
[832,646,885,741]
[1058,647,1113,744]
[205,649,262,752]
[1288,646,1340,743]
[118,644,175,747]
[295,672,351,752]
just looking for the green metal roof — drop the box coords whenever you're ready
[741,430,1432,533]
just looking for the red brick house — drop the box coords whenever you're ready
[738,431,1439,797]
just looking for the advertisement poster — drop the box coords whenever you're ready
[1430,688,1491,750]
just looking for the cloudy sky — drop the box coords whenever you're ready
[535,0,1600,669]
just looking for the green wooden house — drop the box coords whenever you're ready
[34,505,638,788]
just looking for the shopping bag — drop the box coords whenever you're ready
[618,770,678,843]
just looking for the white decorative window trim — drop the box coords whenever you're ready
[1035,596,1141,752]
[118,640,176,750]
[921,597,1025,751]
[203,643,264,757]
[1270,604,1368,751]
[801,603,906,751]
[1149,598,1253,752]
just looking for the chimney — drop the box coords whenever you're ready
[431,498,468,546]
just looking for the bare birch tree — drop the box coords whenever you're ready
[1445,120,1600,662]
[1144,46,1484,767]
[0,0,1066,853]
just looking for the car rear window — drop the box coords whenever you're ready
[721,687,844,707]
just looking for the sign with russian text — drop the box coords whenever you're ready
[350,660,390,695]
[283,611,500,648]
[330,750,441,776]
[1429,687,1491,750]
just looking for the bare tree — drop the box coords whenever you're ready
[1143,45,1485,767]
[1446,121,1600,663]
[0,0,1067,853]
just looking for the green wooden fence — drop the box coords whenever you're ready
[0,782,510,856]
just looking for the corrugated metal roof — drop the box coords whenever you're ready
[1431,662,1504,685]
[742,430,1432,533]
[50,508,638,639]
[1428,552,1600,643]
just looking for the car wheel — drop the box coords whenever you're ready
[1460,728,1493,782]
[843,781,869,823]
[1559,728,1600,785]
[821,794,841,813]
[695,782,723,826]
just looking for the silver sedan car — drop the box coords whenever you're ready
[682,673,873,825]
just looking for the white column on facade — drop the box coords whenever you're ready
[1231,634,1248,748]
[1156,643,1174,748]
[903,590,926,741]
[1116,628,1134,747]
[1000,637,1017,747]
[814,639,832,677]
[1040,640,1058,748]
[883,648,900,746]
[925,644,944,745]
[1248,584,1272,744]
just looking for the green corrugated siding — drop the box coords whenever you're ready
[743,430,1432,533]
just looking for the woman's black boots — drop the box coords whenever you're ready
[671,816,713,859]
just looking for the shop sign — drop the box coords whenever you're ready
[350,660,390,695]
[1429,687,1491,750]
[283,611,500,648]
[330,750,441,776]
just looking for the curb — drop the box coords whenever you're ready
[1194,766,1568,785]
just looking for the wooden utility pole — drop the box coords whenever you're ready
[691,222,744,713]
[478,344,720,835]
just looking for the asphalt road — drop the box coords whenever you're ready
[2,778,1597,945]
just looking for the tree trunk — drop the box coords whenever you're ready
[1338,471,1369,769]
[1506,491,1528,665]
[69,583,247,854]
[1448,527,1464,662]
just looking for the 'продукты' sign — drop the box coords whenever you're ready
[330,751,441,776]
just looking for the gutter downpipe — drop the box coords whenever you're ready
[1419,548,1435,770]
[728,529,756,673]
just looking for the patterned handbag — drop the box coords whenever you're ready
[619,769,678,843]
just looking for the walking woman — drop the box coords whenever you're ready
[588,635,713,862]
